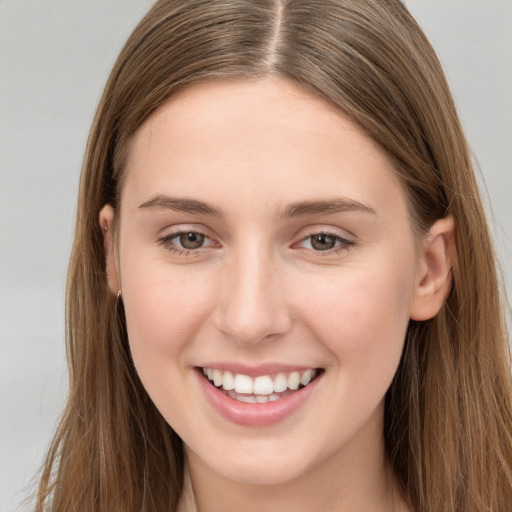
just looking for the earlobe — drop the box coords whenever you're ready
[99,204,120,294]
[410,216,455,321]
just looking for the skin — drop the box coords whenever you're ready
[100,78,454,511]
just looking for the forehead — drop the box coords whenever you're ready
[121,78,407,221]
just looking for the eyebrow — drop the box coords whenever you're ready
[138,195,223,217]
[279,198,376,218]
[138,194,376,218]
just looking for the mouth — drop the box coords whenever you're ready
[200,367,323,404]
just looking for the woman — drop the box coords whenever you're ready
[35,0,512,511]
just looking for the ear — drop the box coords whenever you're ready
[409,216,455,321]
[99,204,120,294]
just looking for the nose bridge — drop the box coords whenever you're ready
[215,242,290,345]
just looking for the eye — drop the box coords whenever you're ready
[299,232,354,253]
[177,231,206,250]
[158,230,215,254]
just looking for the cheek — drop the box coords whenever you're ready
[299,262,414,369]
[120,263,219,432]
[120,256,214,373]
[294,265,414,439]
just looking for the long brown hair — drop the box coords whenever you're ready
[35,1,512,510]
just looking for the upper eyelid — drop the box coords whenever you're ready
[295,233,354,248]
[165,228,210,238]
[159,229,215,246]
[159,224,214,240]
[300,230,352,240]
[295,226,355,243]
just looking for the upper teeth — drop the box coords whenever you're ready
[203,368,317,395]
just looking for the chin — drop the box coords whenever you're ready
[211,457,311,486]
[186,436,324,487]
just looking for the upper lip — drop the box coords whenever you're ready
[196,362,321,377]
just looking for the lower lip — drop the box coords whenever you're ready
[195,368,322,427]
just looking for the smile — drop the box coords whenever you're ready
[201,367,320,404]
[196,365,324,427]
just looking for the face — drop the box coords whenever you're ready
[102,78,433,487]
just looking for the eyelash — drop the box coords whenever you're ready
[296,231,355,255]
[158,230,213,256]
[157,230,355,256]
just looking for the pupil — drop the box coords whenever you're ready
[311,234,335,251]
[180,232,204,249]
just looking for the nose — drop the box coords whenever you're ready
[213,247,292,346]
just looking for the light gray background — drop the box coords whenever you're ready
[1,1,511,511]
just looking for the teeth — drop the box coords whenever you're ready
[273,373,288,393]
[253,375,274,395]
[222,371,235,391]
[226,389,279,403]
[237,395,257,403]
[287,371,300,390]
[300,369,314,386]
[234,374,253,394]
[213,369,223,387]
[202,367,319,399]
